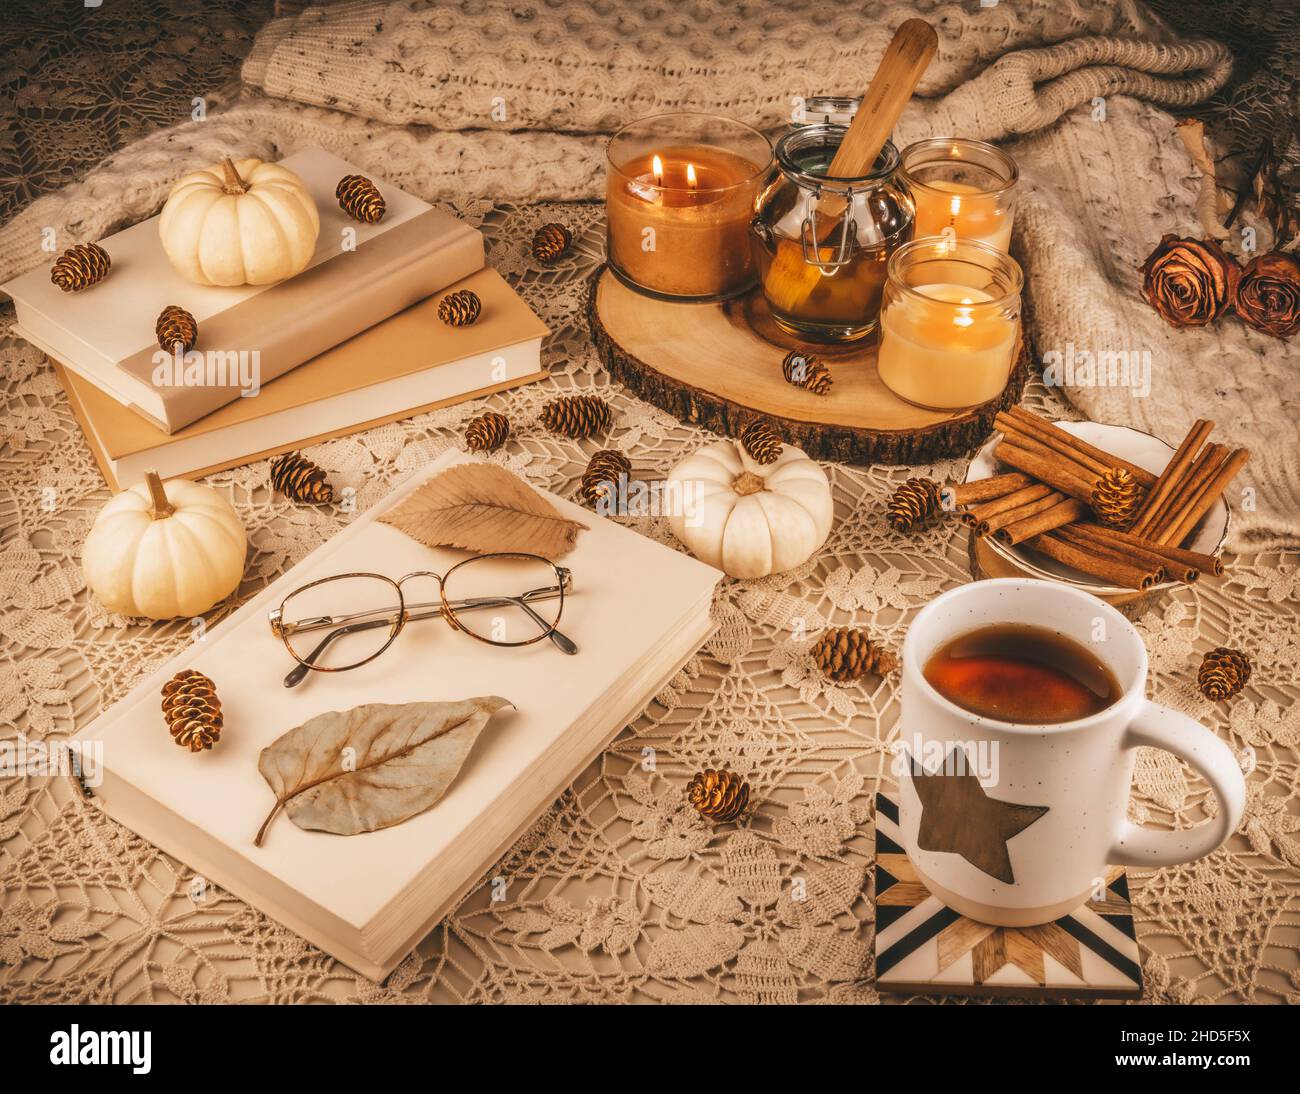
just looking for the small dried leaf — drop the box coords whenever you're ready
[380,463,587,558]
[254,697,512,844]
[1175,119,1229,240]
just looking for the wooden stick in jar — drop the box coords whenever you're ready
[995,496,1090,545]
[1159,447,1250,548]
[1127,419,1213,537]
[944,472,1033,507]
[961,483,1053,534]
[1003,407,1158,488]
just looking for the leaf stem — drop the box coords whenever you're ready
[253,800,284,847]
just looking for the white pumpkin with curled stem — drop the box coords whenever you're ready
[667,439,834,578]
[83,471,247,619]
[159,157,320,285]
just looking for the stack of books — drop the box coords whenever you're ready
[71,450,722,980]
[1,149,548,489]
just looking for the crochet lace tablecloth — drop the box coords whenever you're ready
[1,202,1297,1005]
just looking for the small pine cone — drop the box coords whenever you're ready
[50,242,111,292]
[1197,647,1251,702]
[438,289,482,327]
[156,305,198,353]
[531,222,572,264]
[740,418,782,465]
[811,627,898,684]
[581,449,632,507]
[687,768,750,823]
[1092,467,1142,527]
[335,174,386,223]
[161,669,223,752]
[781,350,833,395]
[540,394,613,439]
[270,452,334,504]
[465,411,510,452]
[887,477,942,533]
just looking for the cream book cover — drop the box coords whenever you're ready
[52,267,549,490]
[2,148,485,432]
[71,451,722,980]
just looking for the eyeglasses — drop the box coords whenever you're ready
[267,552,575,688]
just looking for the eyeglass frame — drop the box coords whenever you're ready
[267,552,575,688]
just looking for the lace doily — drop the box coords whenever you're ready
[1,201,1296,1004]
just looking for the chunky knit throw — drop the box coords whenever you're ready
[1,0,1294,547]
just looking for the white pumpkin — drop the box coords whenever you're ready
[83,472,247,619]
[159,157,320,286]
[667,439,833,578]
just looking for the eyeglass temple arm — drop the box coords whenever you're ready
[282,589,576,688]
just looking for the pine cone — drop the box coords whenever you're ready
[438,289,482,327]
[531,222,572,264]
[887,477,942,533]
[740,418,782,465]
[581,449,631,508]
[335,174,386,223]
[781,350,833,395]
[540,394,613,438]
[161,669,223,752]
[155,305,198,353]
[465,411,510,452]
[811,627,898,684]
[1092,467,1142,528]
[1197,647,1251,701]
[50,242,111,292]
[687,768,750,823]
[270,452,334,504]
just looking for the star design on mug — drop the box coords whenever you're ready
[908,746,1049,884]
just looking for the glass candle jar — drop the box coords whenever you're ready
[750,125,915,343]
[877,237,1024,410]
[897,137,1019,252]
[605,113,773,301]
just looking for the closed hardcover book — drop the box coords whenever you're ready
[71,450,722,980]
[1,148,485,433]
[51,266,548,491]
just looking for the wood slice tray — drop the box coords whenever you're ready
[587,265,1029,464]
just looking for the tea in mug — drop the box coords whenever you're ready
[922,624,1121,724]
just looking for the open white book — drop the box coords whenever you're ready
[71,451,721,980]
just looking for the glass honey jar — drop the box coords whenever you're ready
[750,125,915,342]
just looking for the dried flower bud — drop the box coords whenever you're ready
[1234,251,1300,338]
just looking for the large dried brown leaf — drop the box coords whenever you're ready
[254,696,512,844]
[379,462,587,558]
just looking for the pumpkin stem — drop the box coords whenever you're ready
[732,471,766,496]
[144,469,175,519]
[220,157,249,195]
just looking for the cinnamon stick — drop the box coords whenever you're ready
[995,496,1089,544]
[1068,522,1222,578]
[1161,447,1250,548]
[945,472,1033,507]
[1030,533,1160,589]
[1128,419,1213,537]
[996,413,1114,483]
[1004,407,1157,488]
[1146,443,1225,540]
[993,442,1099,505]
[962,483,1053,533]
[984,491,1069,537]
[1055,524,1175,583]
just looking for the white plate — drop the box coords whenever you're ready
[965,420,1229,595]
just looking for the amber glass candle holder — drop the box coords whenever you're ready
[605,113,773,302]
[877,237,1024,411]
[898,138,1019,253]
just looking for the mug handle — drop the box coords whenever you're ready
[1108,700,1246,868]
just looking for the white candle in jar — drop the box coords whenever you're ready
[877,282,1018,410]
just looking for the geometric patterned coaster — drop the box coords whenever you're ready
[874,793,1144,999]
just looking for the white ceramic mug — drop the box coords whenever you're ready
[897,578,1246,927]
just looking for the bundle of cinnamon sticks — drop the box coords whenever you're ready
[943,408,1248,590]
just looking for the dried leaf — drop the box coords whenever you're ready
[1175,119,1229,239]
[254,696,512,844]
[380,463,587,558]
[1249,141,1300,251]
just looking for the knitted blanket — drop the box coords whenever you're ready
[2,0,1294,547]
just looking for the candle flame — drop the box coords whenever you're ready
[652,154,664,186]
[686,162,697,189]
[954,301,975,328]
[949,194,962,219]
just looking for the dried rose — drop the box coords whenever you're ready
[1139,234,1240,328]
[1234,251,1300,338]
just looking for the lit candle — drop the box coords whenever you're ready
[899,138,1019,254]
[605,115,772,301]
[911,180,1012,252]
[876,238,1023,410]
